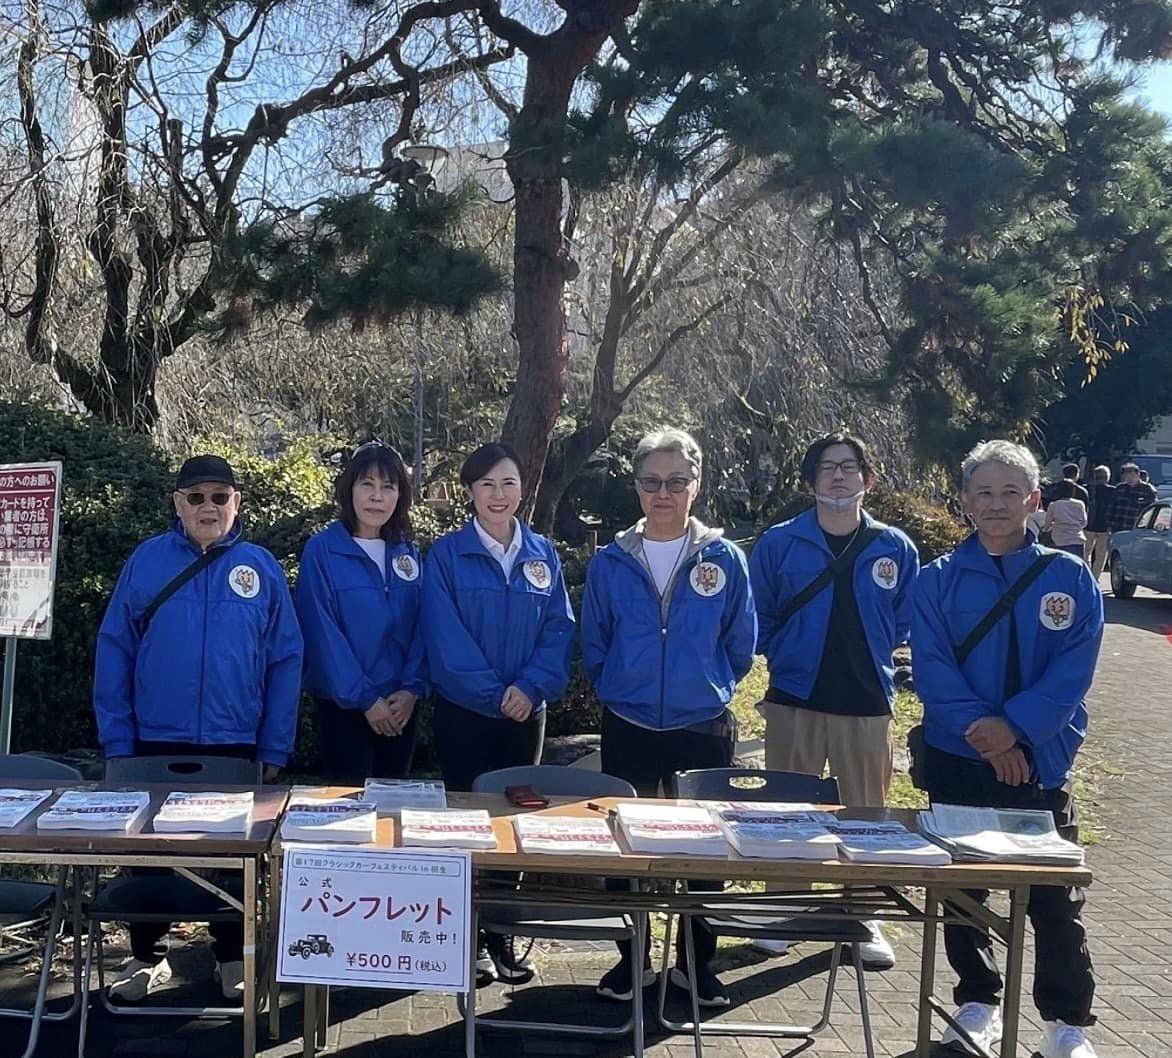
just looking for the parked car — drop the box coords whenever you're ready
[1109,502,1172,597]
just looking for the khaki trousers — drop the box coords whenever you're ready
[760,701,892,808]
[1084,531,1111,578]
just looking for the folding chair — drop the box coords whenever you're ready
[460,765,648,1056]
[659,767,876,1058]
[78,755,262,1056]
[0,754,85,1058]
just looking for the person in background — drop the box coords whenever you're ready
[1043,480,1088,560]
[1107,462,1157,533]
[1083,466,1115,579]
[421,441,575,985]
[749,432,919,971]
[1061,464,1090,508]
[296,441,427,784]
[581,427,756,1008]
[912,440,1102,1058]
[94,455,303,1003]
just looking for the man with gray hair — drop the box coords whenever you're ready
[910,439,1102,1058]
[1083,466,1114,578]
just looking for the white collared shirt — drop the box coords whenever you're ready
[474,517,523,579]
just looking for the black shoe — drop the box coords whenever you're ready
[485,933,535,984]
[669,964,731,1008]
[595,959,657,1002]
[475,944,497,987]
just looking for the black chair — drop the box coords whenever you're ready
[78,755,261,1056]
[659,767,876,1058]
[0,754,84,1058]
[461,765,647,1054]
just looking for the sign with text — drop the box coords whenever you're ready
[277,846,471,992]
[0,462,62,640]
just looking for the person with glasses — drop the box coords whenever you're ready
[93,454,303,1003]
[295,442,427,784]
[748,433,919,970]
[421,441,574,985]
[580,427,757,1008]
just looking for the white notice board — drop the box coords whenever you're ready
[277,845,471,992]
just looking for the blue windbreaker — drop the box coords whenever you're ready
[421,520,574,717]
[93,521,304,766]
[295,521,428,711]
[749,509,919,707]
[911,532,1104,789]
[580,519,757,730]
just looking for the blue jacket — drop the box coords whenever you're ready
[580,519,757,730]
[94,521,304,766]
[295,521,428,711]
[911,533,1104,789]
[749,509,919,706]
[421,520,574,717]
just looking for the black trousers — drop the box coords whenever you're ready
[923,742,1095,1026]
[600,708,736,969]
[431,696,545,792]
[315,697,418,785]
[128,741,253,963]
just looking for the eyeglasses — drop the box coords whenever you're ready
[179,490,233,507]
[636,476,695,494]
[816,459,862,477]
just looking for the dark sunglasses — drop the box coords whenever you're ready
[179,490,233,507]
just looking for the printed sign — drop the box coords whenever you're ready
[277,846,471,992]
[0,462,62,639]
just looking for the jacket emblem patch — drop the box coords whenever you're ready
[229,564,260,599]
[690,561,726,597]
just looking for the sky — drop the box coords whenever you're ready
[1129,66,1172,121]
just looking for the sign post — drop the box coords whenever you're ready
[277,845,472,994]
[0,462,63,754]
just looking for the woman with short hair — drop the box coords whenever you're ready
[296,441,427,784]
[581,427,757,1008]
[422,441,575,983]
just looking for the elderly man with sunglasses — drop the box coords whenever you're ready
[93,454,303,1003]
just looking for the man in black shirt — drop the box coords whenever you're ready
[1084,465,1115,578]
[750,434,921,969]
[1061,463,1090,508]
[1107,462,1157,532]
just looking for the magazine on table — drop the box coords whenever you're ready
[0,789,53,829]
[707,804,840,860]
[280,797,378,844]
[826,819,952,865]
[615,803,729,857]
[153,791,255,834]
[37,790,151,833]
[399,809,497,849]
[513,814,621,856]
[919,804,1083,866]
[362,779,447,814]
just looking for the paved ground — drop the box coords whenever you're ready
[3,581,1171,1057]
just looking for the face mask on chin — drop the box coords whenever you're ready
[814,490,865,512]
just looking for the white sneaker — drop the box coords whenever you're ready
[1038,1020,1097,1058]
[215,959,244,1002]
[855,921,895,971]
[750,937,790,957]
[940,1002,1003,1054]
[107,956,172,1002]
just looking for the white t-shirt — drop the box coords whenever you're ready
[354,536,387,578]
[642,535,688,596]
[1045,498,1087,547]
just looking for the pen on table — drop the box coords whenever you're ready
[586,801,617,818]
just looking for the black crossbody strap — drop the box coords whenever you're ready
[953,553,1059,665]
[138,542,236,634]
[772,525,884,629]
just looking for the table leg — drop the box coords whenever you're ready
[464,906,478,1058]
[267,850,281,1038]
[917,887,939,1058]
[302,986,317,1058]
[681,909,704,1058]
[1001,886,1029,1058]
[243,856,257,1058]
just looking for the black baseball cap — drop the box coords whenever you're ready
[176,455,237,490]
